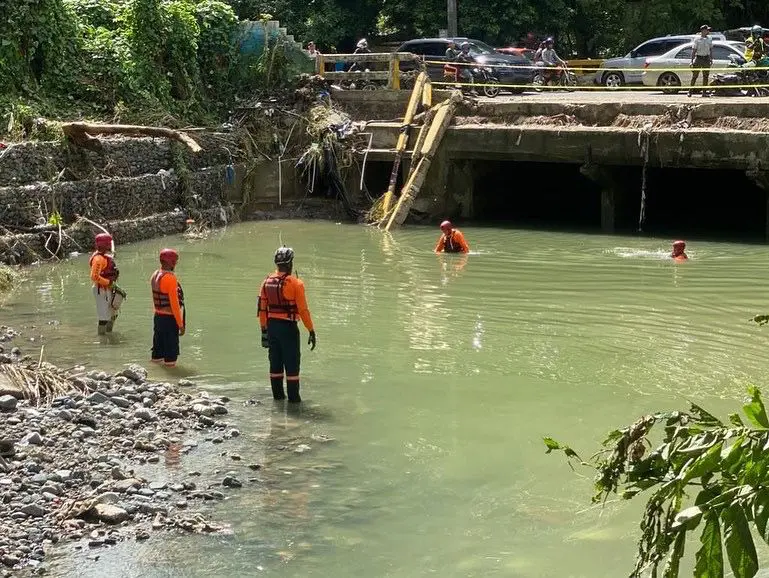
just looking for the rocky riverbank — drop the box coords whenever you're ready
[0,330,255,575]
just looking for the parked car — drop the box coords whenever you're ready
[641,40,745,92]
[396,38,533,93]
[594,33,726,87]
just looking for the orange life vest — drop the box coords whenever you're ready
[151,270,184,315]
[443,231,463,253]
[264,273,298,321]
[89,252,119,282]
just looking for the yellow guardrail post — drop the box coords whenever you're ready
[316,54,325,76]
[389,54,401,90]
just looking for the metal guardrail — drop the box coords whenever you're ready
[315,52,420,90]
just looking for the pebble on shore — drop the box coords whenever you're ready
[0,331,242,573]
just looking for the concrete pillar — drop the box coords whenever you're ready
[746,169,769,241]
[580,163,619,234]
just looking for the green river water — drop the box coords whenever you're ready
[2,221,769,577]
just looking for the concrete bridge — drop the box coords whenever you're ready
[334,90,769,236]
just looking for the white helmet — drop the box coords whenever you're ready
[357,38,368,49]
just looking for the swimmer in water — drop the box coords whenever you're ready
[671,240,688,262]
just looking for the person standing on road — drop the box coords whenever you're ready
[689,25,713,97]
[258,247,316,403]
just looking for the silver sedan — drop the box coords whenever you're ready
[641,41,746,93]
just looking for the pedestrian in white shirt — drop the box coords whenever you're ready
[689,25,713,97]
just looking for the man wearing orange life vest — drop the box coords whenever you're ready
[434,220,470,253]
[150,248,185,367]
[89,233,123,335]
[258,247,316,403]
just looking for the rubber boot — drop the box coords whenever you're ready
[287,381,301,403]
[271,378,286,401]
[97,321,108,335]
[105,320,114,333]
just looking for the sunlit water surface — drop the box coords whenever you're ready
[3,221,768,577]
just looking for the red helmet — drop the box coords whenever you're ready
[159,248,179,266]
[440,220,453,232]
[95,233,112,250]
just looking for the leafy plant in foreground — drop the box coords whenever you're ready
[545,386,769,578]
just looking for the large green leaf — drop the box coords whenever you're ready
[663,530,686,578]
[694,512,723,578]
[742,386,769,429]
[752,488,769,544]
[690,403,724,427]
[681,442,723,483]
[722,504,758,578]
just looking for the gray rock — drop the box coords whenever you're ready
[192,404,214,417]
[54,470,72,482]
[109,397,132,409]
[149,481,167,491]
[20,504,46,518]
[0,395,17,411]
[55,409,73,421]
[93,503,128,524]
[95,492,120,505]
[133,408,156,422]
[161,409,183,419]
[21,432,42,445]
[178,379,195,387]
[228,429,241,438]
[107,409,124,419]
[118,365,147,383]
[213,405,228,416]
[222,476,242,488]
[40,483,62,496]
[86,392,109,405]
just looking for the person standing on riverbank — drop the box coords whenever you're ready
[150,249,185,367]
[89,233,123,335]
[258,247,316,403]
[435,220,470,253]
[689,25,713,97]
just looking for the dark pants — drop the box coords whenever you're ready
[152,314,179,364]
[690,56,711,92]
[267,318,301,402]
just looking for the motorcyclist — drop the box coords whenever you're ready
[743,25,769,72]
[444,40,460,82]
[455,42,476,89]
[533,40,546,64]
[349,38,372,72]
[540,37,567,83]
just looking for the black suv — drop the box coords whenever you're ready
[396,37,533,93]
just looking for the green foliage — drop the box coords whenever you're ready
[0,264,19,294]
[545,386,769,577]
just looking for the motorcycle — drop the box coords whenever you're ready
[532,62,577,91]
[443,64,501,98]
[709,54,769,97]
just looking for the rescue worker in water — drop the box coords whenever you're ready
[89,233,124,335]
[671,240,688,262]
[258,247,316,403]
[434,220,470,253]
[150,249,185,367]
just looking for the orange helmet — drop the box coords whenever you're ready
[159,248,179,266]
[95,233,112,250]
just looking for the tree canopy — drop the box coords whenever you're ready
[232,0,769,56]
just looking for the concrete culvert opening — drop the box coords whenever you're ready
[638,168,766,240]
[470,161,603,229]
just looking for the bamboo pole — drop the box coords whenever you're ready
[380,72,427,216]
[384,94,459,231]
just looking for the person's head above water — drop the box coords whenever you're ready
[440,220,453,234]
[671,240,687,258]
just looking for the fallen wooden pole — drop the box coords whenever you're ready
[384,93,460,231]
[380,72,428,217]
[62,122,202,153]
